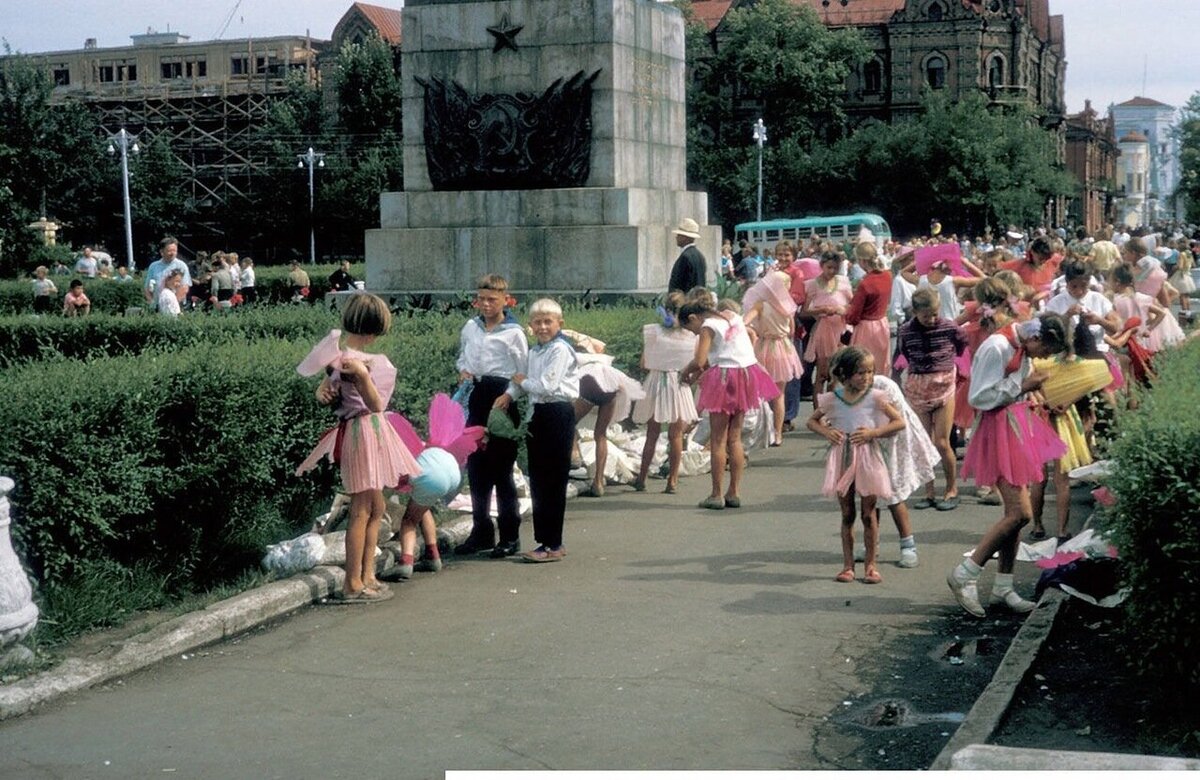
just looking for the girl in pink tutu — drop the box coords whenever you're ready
[845,241,893,376]
[802,250,852,406]
[680,298,780,510]
[296,293,421,602]
[948,282,1071,617]
[743,258,803,447]
[806,346,905,585]
[1110,263,1184,355]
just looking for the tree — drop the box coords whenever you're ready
[679,0,872,223]
[1175,92,1200,223]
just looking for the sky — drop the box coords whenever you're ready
[1,0,1197,115]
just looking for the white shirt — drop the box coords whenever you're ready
[519,338,579,404]
[917,274,961,321]
[968,331,1028,411]
[240,266,255,287]
[1045,289,1113,353]
[158,287,181,317]
[456,317,529,398]
[889,274,915,324]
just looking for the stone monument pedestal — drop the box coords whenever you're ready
[365,0,719,294]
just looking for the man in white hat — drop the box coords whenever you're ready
[668,217,707,293]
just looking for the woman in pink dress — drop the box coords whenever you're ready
[744,265,803,446]
[802,250,852,406]
[845,241,893,375]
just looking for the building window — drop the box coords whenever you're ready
[927,1,946,21]
[51,65,70,86]
[97,64,115,83]
[161,59,182,80]
[925,54,947,90]
[231,55,250,75]
[863,60,882,94]
[987,54,1005,88]
[162,57,206,80]
[120,63,138,82]
[187,59,206,78]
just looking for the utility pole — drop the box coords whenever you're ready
[107,128,139,270]
[752,118,767,223]
[297,147,325,265]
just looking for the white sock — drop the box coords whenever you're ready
[956,559,983,581]
[900,535,916,550]
[993,573,1015,594]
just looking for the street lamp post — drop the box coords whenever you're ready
[752,118,767,223]
[106,129,139,271]
[297,147,325,265]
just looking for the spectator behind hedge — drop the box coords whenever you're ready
[31,266,58,314]
[288,260,311,303]
[239,257,257,304]
[210,258,235,309]
[144,237,191,311]
[63,279,90,317]
[159,269,184,318]
[328,259,356,292]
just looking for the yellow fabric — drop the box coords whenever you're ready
[1052,406,1092,473]
[1033,356,1112,408]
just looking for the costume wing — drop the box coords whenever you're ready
[297,330,342,376]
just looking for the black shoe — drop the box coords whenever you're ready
[490,540,520,558]
[454,537,495,556]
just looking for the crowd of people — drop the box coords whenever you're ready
[24,238,367,317]
[295,217,1197,614]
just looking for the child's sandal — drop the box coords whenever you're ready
[835,568,856,583]
[863,568,883,585]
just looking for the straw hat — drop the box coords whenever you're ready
[673,218,701,239]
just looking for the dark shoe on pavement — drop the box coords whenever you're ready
[414,556,443,573]
[935,495,960,511]
[911,497,936,510]
[490,540,520,558]
[453,537,495,556]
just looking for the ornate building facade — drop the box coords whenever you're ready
[1110,96,1181,222]
[1065,100,1119,233]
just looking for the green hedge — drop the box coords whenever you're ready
[1099,337,1200,694]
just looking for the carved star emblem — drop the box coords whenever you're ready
[487,13,524,53]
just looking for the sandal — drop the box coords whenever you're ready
[578,484,605,498]
[835,568,856,583]
[911,497,936,510]
[1028,524,1047,541]
[631,480,646,492]
[724,495,741,508]
[698,496,725,510]
[663,483,677,494]
[863,568,883,585]
[332,586,394,604]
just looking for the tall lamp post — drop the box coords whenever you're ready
[106,129,139,271]
[752,118,767,223]
[297,147,325,265]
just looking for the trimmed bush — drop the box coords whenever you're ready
[1098,337,1200,694]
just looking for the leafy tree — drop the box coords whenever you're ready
[1175,92,1200,223]
[679,0,871,223]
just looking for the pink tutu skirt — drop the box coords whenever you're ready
[953,349,976,430]
[850,317,891,375]
[804,315,848,363]
[754,335,803,383]
[696,364,781,415]
[822,441,894,499]
[296,411,422,494]
[960,402,1066,488]
[1102,351,1125,392]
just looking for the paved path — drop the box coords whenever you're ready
[0,428,1051,777]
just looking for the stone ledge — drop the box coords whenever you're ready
[950,744,1200,771]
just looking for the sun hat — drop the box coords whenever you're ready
[673,218,701,239]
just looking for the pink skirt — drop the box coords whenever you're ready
[754,335,803,383]
[296,411,422,494]
[953,349,976,430]
[850,317,891,375]
[804,315,848,363]
[960,402,1066,488]
[696,364,781,415]
[903,370,956,414]
[1103,351,1125,392]
[822,441,894,499]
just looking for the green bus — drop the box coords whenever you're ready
[734,213,892,248]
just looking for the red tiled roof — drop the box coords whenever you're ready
[1120,130,1148,143]
[795,0,906,26]
[1115,96,1172,108]
[691,0,734,31]
[346,2,403,44]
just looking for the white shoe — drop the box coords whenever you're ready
[854,545,865,563]
[898,547,919,568]
[947,571,986,617]
[990,589,1037,613]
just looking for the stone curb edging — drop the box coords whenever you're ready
[948,744,1200,770]
[0,566,344,722]
[929,588,1068,770]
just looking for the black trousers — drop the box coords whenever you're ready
[466,376,522,545]
[527,401,575,549]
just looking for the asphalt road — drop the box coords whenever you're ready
[0,426,1062,778]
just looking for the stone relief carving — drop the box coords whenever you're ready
[416,70,602,190]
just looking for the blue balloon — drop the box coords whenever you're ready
[410,447,461,506]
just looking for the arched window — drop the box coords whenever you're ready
[925,54,947,90]
[987,54,1005,88]
[927,1,946,21]
[863,59,883,93]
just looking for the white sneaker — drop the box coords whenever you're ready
[898,547,919,568]
[946,571,986,617]
[854,545,865,563]
[990,589,1037,613]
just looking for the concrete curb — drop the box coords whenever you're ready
[929,589,1068,770]
[0,566,344,722]
[949,744,1200,770]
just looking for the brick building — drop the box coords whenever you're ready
[1064,100,1119,233]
